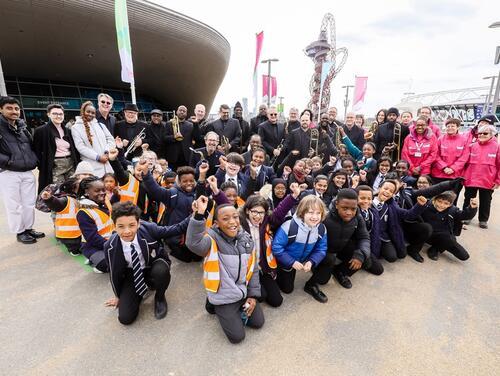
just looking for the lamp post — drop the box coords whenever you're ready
[488,21,500,115]
[483,76,496,113]
[261,58,279,106]
[0,57,7,96]
[342,85,354,120]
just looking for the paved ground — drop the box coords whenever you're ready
[0,195,499,376]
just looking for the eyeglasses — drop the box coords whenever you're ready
[100,100,112,105]
[269,113,278,117]
[478,132,491,136]
[50,113,64,117]
[249,210,266,216]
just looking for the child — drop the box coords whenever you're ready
[360,157,392,191]
[103,173,118,202]
[215,152,248,196]
[395,160,417,188]
[272,195,328,303]
[421,192,478,261]
[76,176,114,272]
[186,196,264,344]
[338,126,377,172]
[243,146,276,193]
[287,159,313,190]
[311,156,323,173]
[41,178,82,256]
[104,201,190,325]
[326,169,349,202]
[302,174,330,207]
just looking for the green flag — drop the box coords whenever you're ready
[115,0,134,83]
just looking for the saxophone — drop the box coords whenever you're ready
[171,115,183,141]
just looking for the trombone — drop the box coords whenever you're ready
[220,135,230,153]
[124,128,146,158]
[309,128,320,157]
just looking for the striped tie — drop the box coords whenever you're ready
[131,244,147,297]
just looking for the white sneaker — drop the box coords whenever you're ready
[93,267,104,274]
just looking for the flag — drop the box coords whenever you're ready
[253,32,264,109]
[320,61,333,94]
[271,76,277,103]
[352,76,368,112]
[262,75,269,103]
[115,0,134,84]
[262,75,277,104]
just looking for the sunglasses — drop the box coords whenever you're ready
[100,100,112,105]
[478,132,491,136]
[269,113,278,117]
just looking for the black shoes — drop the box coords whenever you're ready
[304,283,328,303]
[479,221,488,229]
[154,295,168,320]
[17,232,36,244]
[408,252,424,263]
[427,247,439,261]
[332,270,352,289]
[205,298,216,314]
[25,229,45,239]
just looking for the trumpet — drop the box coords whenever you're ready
[220,135,230,153]
[171,115,183,141]
[309,128,320,157]
[124,128,146,158]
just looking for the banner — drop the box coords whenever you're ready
[262,75,277,104]
[253,32,264,110]
[115,0,135,84]
[352,76,368,112]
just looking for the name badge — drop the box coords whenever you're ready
[414,152,422,157]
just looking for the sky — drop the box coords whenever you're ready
[157,0,500,117]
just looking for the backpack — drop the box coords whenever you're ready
[286,218,326,246]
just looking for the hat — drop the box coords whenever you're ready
[234,101,243,110]
[387,107,399,117]
[72,161,94,176]
[151,109,163,116]
[124,103,139,112]
[478,114,499,125]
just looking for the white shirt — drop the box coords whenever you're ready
[121,235,145,269]
[225,174,239,192]
[248,221,261,264]
[373,173,385,191]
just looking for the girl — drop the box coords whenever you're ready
[360,157,392,191]
[287,159,313,189]
[244,146,276,192]
[326,169,349,202]
[76,176,113,272]
[103,173,118,202]
[270,178,287,210]
[272,196,328,303]
[339,126,377,172]
[401,115,438,177]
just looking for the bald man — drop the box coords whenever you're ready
[191,104,209,148]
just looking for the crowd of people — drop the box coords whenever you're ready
[0,93,499,344]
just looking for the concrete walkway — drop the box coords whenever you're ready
[0,196,499,375]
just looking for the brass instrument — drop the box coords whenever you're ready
[364,121,378,140]
[171,115,183,141]
[124,128,146,158]
[309,128,320,157]
[270,139,285,169]
[220,135,230,153]
[383,122,402,161]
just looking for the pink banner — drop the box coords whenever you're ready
[352,76,368,111]
[262,75,269,99]
[262,75,277,103]
[254,32,264,73]
[271,76,277,102]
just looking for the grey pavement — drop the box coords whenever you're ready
[0,195,499,376]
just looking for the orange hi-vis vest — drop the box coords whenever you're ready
[119,174,140,204]
[55,197,81,239]
[264,224,277,269]
[205,205,215,229]
[203,236,256,293]
[236,196,245,208]
[79,207,114,241]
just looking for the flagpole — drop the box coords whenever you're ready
[130,82,136,104]
[0,57,7,96]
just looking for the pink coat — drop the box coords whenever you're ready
[401,127,438,175]
[463,138,500,189]
[431,133,469,179]
[409,120,441,138]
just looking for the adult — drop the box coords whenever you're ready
[328,106,343,127]
[286,107,301,134]
[417,106,441,138]
[33,104,79,193]
[96,93,116,134]
[191,104,208,149]
[71,101,115,177]
[400,111,414,127]
[462,123,500,229]
[401,115,438,177]
[189,131,224,177]
[0,96,45,244]
[206,104,241,154]
[144,109,167,159]
[165,105,194,169]
[343,112,365,150]
[233,101,251,153]
[373,107,410,160]
[286,113,315,160]
[319,112,338,146]
[355,114,365,128]
[465,114,499,145]
[258,106,286,160]
[114,103,147,161]
[250,104,268,135]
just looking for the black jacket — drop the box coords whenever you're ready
[421,205,477,236]
[33,121,79,193]
[206,118,241,151]
[144,121,168,159]
[286,120,301,134]
[373,122,410,160]
[96,111,116,135]
[250,114,268,135]
[0,115,38,172]
[114,120,147,160]
[165,119,194,165]
[342,124,365,150]
[323,208,370,263]
[234,116,251,152]
[258,121,286,157]
[104,220,189,297]
[190,147,224,177]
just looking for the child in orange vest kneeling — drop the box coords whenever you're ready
[186,196,264,344]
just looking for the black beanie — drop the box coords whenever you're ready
[387,107,399,117]
[234,101,243,110]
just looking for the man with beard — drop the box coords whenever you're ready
[318,113,338,162]
[189,131,224,177]
[250,104,268,135]
[165,105,194,170]
[343,112,365,150]
[114,103,147,161]
[327,107,343,147]
[286,113,315,160]
[258,106,286,161]
[206,104,241,154]
[191,104,209,149]
[286,107,301,134]
[144,109,167,159]
[233,101,251,152]
[373,107,410,160]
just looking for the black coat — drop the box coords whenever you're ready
[0,116,38,172]
[286,120,301,134]
[206,118,241,151]
[342,124,365,150]
[234,116,251,152]
[114,120,147,160]
[373,122,410,160]
[165,119,194,165]
[190,147,224,177]
[258,121,286,157]
[96,111,116,135]
[33,121,79,193]
[144,121,168,159]
[250,114,268,135]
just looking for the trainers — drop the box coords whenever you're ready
[25,229,45,239]
[332,270,352,289]
[304,283,328,303]
[69,250,81,257]
[479,221,488,229]
[17,232,36,244]
[93,267,104,274]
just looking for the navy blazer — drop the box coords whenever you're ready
[243,165,276,192]
[104,219,189,297]
[215,168,248,197]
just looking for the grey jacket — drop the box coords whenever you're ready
[186,216,261,305]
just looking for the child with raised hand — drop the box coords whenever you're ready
[338,125,377,172]
[421,192,478,261]
[272,195,328,303]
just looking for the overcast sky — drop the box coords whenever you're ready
[159,0,500,117]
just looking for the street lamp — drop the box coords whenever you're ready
[261,58,279,106]
[488,21,500,115]
[342,85,354,120]
[488,21,500,28]
[483,76,496,113]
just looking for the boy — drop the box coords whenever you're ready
[104,201,189,325]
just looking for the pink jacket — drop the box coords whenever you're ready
[409,120,441,138]
[463,138,500,189]
[431,133,469,179]
[401,127,438,175]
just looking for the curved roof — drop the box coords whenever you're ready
[0,0,230,111]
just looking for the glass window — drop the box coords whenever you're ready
[80,87,101,99]
[6,81,19,95]
[113,102,125,111]
[105,90,124,102]
[18,83,52,96]
[52,85,80,98]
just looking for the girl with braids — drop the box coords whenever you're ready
[71,101,115,177]
[76,176,114,273]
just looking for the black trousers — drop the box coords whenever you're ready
[380,240,401,262]
[431,176,463,205]
[364,254,384,275]
[59,237,81,253]
[463,187,493,222]
[277,254,335,292]
[213,299,265,344]
[428,233,469,261]
[402,221,433,255]
[169,242,203,263]
[332,240,372,278]
[259,271,283,307]
[118,259,171,325]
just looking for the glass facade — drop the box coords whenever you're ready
[5,76,169,128]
